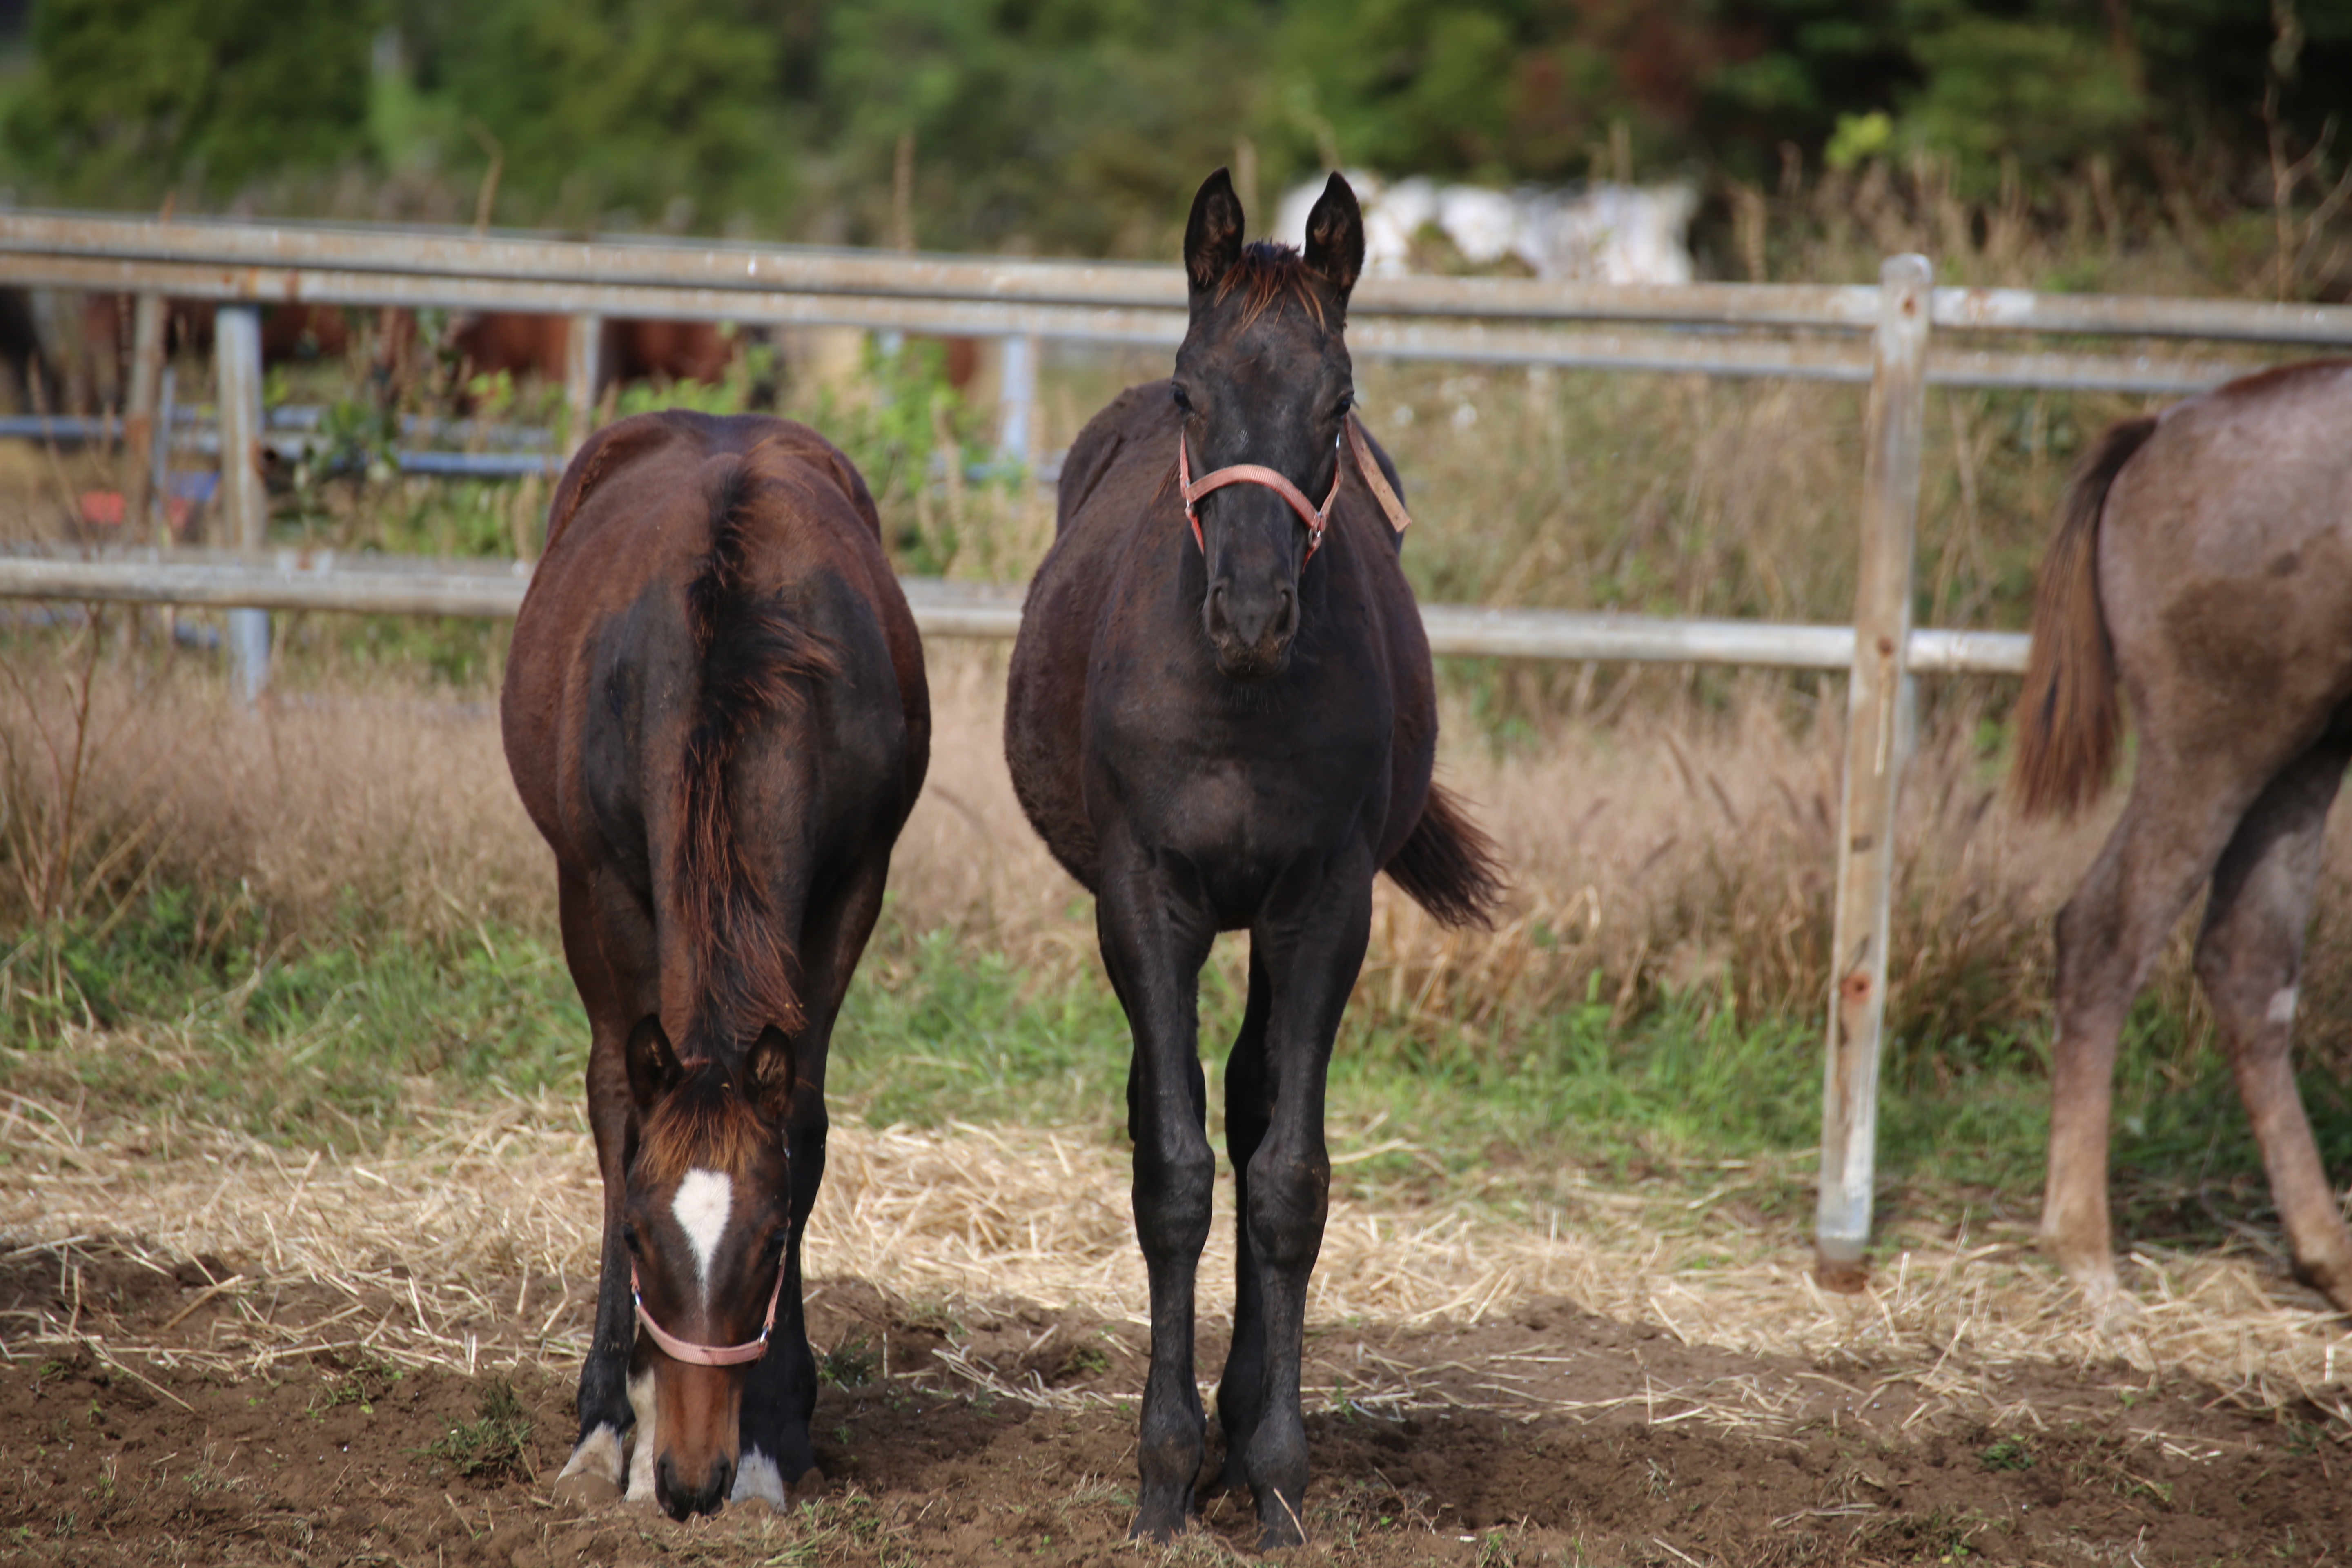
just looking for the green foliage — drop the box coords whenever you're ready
[6,0,379,202]
[420,1379,535,1481]
[1980,1434,2035,1472]
[612,332,777,419]
[1900,13,2145,188]
[2,887,587,1145]
[406,0,801,229]
[9,0,2342,251]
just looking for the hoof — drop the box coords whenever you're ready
[1255,1492,1307,1552]
[730,1449,794,1513]
[552,1470,622,1508]
[553,1425,626,1509]
[1129,1503,1194,1544]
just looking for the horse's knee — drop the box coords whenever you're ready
[1244,1152,1329,1274]
[1134,1140,1215,1255]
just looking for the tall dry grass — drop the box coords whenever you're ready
[21,630,2352,1078]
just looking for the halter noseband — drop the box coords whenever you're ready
[1177,414,1412,563]
[632,1259,786,1367]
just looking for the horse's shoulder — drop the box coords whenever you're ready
[543,412,694,552]
[1056,381,1176,534]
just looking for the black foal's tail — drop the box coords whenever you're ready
[1383,782,1507,929]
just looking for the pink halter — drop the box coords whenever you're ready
[632,1260,786,1367]
[1177,414,1412,564]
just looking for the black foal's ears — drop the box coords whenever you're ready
[625,1016,683,1111]
[746,1026,796,1126]
[1183,168,1246,296]
[1302,172,1365,305]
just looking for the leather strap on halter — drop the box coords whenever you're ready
[1178,414,1412,562]
[632,1260,785,1367]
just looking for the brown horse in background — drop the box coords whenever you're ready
[1004,170,1504,1549]
[2013,359,2352,1314]
[502,410,929,1517]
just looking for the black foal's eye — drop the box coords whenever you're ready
[1334,391,1355,419]
[1171,383,1194,414]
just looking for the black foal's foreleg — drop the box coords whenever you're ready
[1099,864,1216,1543]
[1214,947,1274,1493]
[1239,860,1372,1550]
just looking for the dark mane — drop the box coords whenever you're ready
[1212,241,1329,331]
[635,1062,777,1184]
[675,448,838,1054]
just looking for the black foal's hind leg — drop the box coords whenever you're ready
[1240,853,1374,1550]
[1098,848,1217,1543]
[1214,947,1274,1494]
[2193,726,2352,1310]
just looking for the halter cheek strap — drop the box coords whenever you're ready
[631,1259,786,1367]
[1177,414,1412,562]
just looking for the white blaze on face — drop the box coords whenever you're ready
[672,1167,734,1299]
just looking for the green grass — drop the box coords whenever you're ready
[8,886,2345,1256]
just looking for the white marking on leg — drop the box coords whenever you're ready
[672,1167,734,1299]
[731,1448,789,1510]
[557,1423,624,1485]
[625,1367,659,1503]
[2268,986,2299,1027]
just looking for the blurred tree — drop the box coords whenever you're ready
[6,0,379,201]
[395,0,804,231]
[2,0,2347,254]
[803,0,1267,254]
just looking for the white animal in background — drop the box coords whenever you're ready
[1276,172,1698,285]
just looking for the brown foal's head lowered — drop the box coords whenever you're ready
[620,1021,796,1519]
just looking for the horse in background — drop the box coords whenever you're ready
[452,312,744,394]
[502,410,929,1517]
[1003,169,1504,1549]
[2013,359,2352,1315]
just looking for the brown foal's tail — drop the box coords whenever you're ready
[1384,782,1507,929]
[2010,414,2159,820]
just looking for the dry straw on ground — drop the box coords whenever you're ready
[5,1086,2348,1431]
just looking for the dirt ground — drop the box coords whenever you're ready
[2,1243,2345,1566]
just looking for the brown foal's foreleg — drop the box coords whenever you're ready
[555,863,659,1501]
[2042,749,2261,1308]
[2193,727,2352,1310]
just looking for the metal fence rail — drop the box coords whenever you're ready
[10,209,2352,344]
[0,543,2031,673]
[4,206,2323,1290]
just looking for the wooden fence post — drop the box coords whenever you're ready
[123,293,167,544]
[564,313,602,463]
[214,304,270,705]
[1816,252,1934,1289]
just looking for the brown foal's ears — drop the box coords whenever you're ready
[746,1025,796,1126]
[1301,172,1365,306]
[624,1015,684,1112]
[1183,168,1247,297]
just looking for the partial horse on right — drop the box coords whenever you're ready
[2013,359,2352,1312]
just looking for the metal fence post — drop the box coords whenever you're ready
[1816,252,1933,1290]
[997,331,1037,472]
[564,313,602,462]
[123,293,167,544]
[214,304,271,704]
